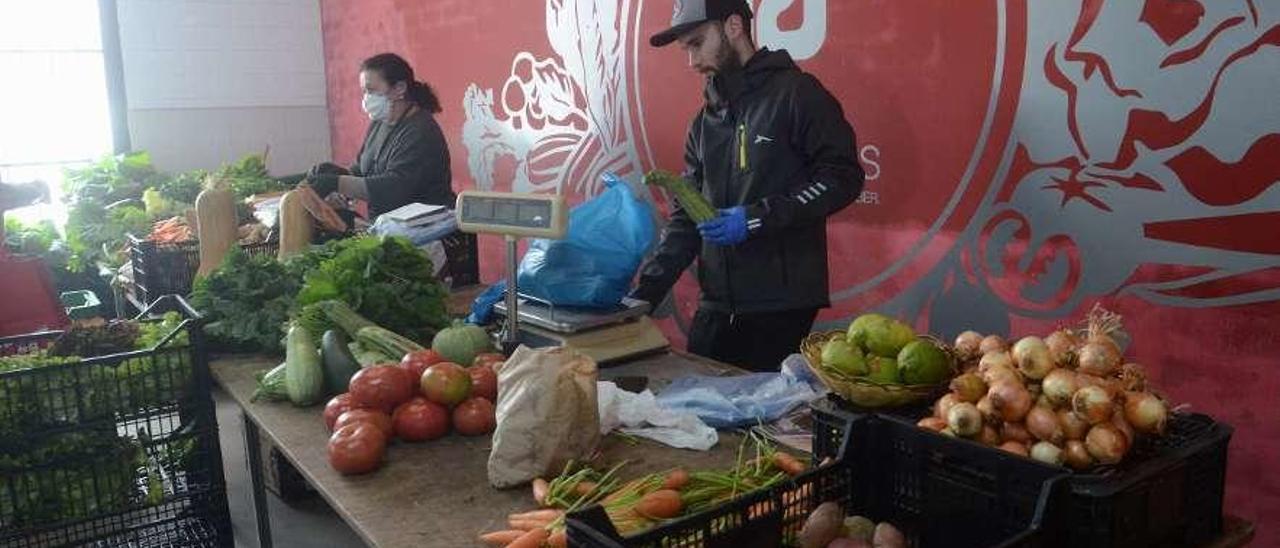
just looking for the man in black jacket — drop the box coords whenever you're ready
[632,0,864,371]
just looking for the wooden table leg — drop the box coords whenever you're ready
[243,410,273,548]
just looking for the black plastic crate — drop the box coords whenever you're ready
[440,230,480,288]
[811,399,1232,548]
[568,407,1066,548]
[0,296,232,547]
[127,235,278,305]
[1059,413,1231,547]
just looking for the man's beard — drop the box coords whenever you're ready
[711,26,742,75]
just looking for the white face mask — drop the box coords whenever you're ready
[362,92,391,121]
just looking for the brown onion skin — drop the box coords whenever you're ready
[1001,422,1033,444]
[1077,341,1120,377]
[1026,406,1065,445]
[999,441,1029,456]
[935,393,961,420]
[1124,391,1168,435]
[917,416,947,432]
[1085,423,1129,465]
[980,335,1008,356]
[1072,385,1115,425]
[989,381,1033,422]
[1042,369,1078,406]
[1063,440,1095,470]
[1058,409,1090,441]
[977,425,1002,446]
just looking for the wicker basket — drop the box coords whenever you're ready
[801,330,953,408]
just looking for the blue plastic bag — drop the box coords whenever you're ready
[654,356,824,428]
[516,173,656,308]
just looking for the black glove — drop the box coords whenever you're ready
[309,173,340,197]
[307,162,349,179]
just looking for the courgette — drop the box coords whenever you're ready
[321,330,361,393]
[284,323,325,406]
[251,362,288,402]
[644,169,716,223]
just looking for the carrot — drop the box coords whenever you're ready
[508,517,554,531]
[634,489,683,520]
[508,509,563,522]
[663,468,689,490]
[772,452,806,476]
[478,530,525,546]
[532,478,550,506]
[546,530,567,547]
[573,481,599,496]
[504,527,550,548]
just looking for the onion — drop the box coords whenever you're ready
[1063,440,1095,470]
[982,363,1021,387]
[1030,441,1065,466]
[1013,336,1055,380]
[1036,394,1055,410]
[1119,363,1148,392]
[1077,341,1120,377]
[979,351,1014,374]
[999,441,1028,456]
[980,334,1008,355]
[1111,408,1135,446]
[954,330,983,360]
[1058,409,1090,441]
[917,416,947,432]
[1124,392,1168,435]
[934,393,960,420]
[1042,369,1078,406]
[950,373,988,403]
[1085,423,1129,464]
[976,395,999,424]
[947,403,983,437]
[989,381,1033,422]
[939,428,958,438]
[1076,373,1121,399]
[1001,421,1033,444]
[1072,385,1115,425]
[1026,406,1065,444]
[977,425,1001,446]
[1045,329,1080,367]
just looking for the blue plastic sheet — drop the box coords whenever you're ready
[655,357,824,428]
[516,173,656,309]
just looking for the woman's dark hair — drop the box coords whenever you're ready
[360,53,441,114]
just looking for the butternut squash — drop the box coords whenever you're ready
[194,186,238,277]
[278,189,313,259]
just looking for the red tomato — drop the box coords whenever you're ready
[469,365,498,402]
[392,397,450,442]
[327,423,386,475]
[323,393,364,431]
[420,362,472,407]
[400,350,445,382]
[349,365,415,412]
[471,352,506,369]
[333,408,393,439]
[452,397,496,436]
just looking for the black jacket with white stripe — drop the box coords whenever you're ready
[632,48,864,314]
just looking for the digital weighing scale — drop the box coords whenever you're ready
[456,191,670,364]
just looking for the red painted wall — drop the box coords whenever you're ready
[321,1,1279,542]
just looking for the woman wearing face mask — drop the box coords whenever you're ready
[306,53,454,219]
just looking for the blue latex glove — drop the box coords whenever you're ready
[698,206,749,246]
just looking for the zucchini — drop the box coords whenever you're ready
[284,324,325,406]
[321,330,361,393]
[251,362,288,402]
[644,169,716,223]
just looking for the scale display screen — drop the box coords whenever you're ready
[456,191,568,238]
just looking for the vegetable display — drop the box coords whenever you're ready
[295,236,450,343]
[479,433,808,545]
[191,247,302,352]
[920,305,1171,469]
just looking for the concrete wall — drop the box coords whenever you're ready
[117,0,330,174]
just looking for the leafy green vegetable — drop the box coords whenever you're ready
[48,320,140,357]
[191,247,302,352]
[215,153,290,199]
[154,169,206,204]
[295,236,449,343]
[135,311,188,349]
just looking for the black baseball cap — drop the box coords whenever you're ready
[650,0,754,47]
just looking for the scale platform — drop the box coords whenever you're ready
[494,296,670,365]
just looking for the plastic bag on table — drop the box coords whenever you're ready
[597,381,718,451]
[488,345,601,488]
[654,354,824,428]
[516,173,655,308]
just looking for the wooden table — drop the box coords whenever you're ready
[213,351,745,548]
